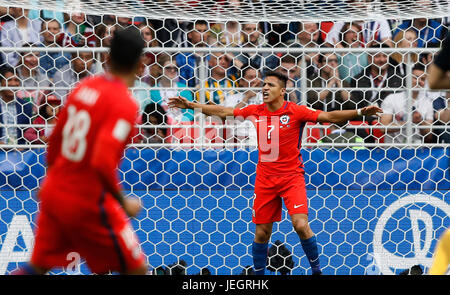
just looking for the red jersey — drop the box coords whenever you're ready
[40,74,138,206]
[234,101,321,176]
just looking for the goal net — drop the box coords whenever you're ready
[0,0,449,275]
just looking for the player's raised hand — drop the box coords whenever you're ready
[168,96,190,110]
[361,105,383,117]
[123,197,142,218]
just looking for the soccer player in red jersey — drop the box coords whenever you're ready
[13,27,148,275]
[168,71,382,275]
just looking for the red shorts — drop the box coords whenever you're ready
[31,191,145,274]
[252,171,308,224]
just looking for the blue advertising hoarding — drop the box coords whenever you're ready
[0,148,449,274]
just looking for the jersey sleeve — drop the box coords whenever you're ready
[294,105,322,122]
[90,96,138,195]
[233,104,258,120]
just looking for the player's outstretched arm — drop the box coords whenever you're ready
[168,96,234,120]
[317,105,383,124]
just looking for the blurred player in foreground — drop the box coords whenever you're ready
[13,27,148,275]
[427,32,450,275]
[168,71,382,275]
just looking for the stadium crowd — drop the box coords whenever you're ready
[0,5,449,145]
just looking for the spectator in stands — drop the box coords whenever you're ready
[198,51,238,105]
[217,21,241,47]
[325,19,393,48]
[287,21,321,48]
[308,53,350,111]
[432,91,450,143]
[150,54,195,124]
[52,50,95,102]
[277,55,303,104]
[176,20,210,87]
[0,6,42,67]
[230,22,278,72]
[393,18,447,48]
[93,20,119,73]
[138,20,159,86]
[336,22,369,83]
[223,66,263,142]
[142,102,168,144]
[116,16,132,28]
[224,66,263,108]
[39,19,71,79]
[391,28,419,77]
[380,63,434,143]
[0,65,33,145]
[24,94,61,144]
[16,44,50,112]
[347,43,404,111]
[61,12,96,47]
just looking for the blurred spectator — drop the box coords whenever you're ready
[336,22,369,83]
[176,20,209,87]
[61,12,96,47]
[93,20,119,73]
[432,91,450,143]
[142,102,167,144]
[151,18,183,47]
[115,16,132,28]
[288,21,321,48]
[16,44,50,111]
[217,21,241,47]
[24,94,61,144]
[150,54,194,124]
[198,51,238,105]
[325,19,393,48]
[0,7,42,67]
[380,63,434,143]
[277,55,303,104]
[133,59,152,112]
[138,20,159,86]
[393,18,447,48]
[39,19,71,79]
[391,28,419,76]
[52,50,95,102]
[347,43,404,110]
[308,53,350,111]
[223,66,263,141]
[231,22,278,72]
[0,6,13,22]
[0,65,32,144]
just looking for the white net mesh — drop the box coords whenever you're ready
[1,0,450,22]
[0,1,449,275]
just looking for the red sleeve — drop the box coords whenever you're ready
[294,105,322,122]
[90,100,138,194]
[233,104,258,119]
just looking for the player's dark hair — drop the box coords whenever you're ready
[264,70,288,88]
[109,26,145,73]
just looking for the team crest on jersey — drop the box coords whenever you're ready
[280,115,290,125]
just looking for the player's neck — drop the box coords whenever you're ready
[265,98,285,112]
[108,69,136,88]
